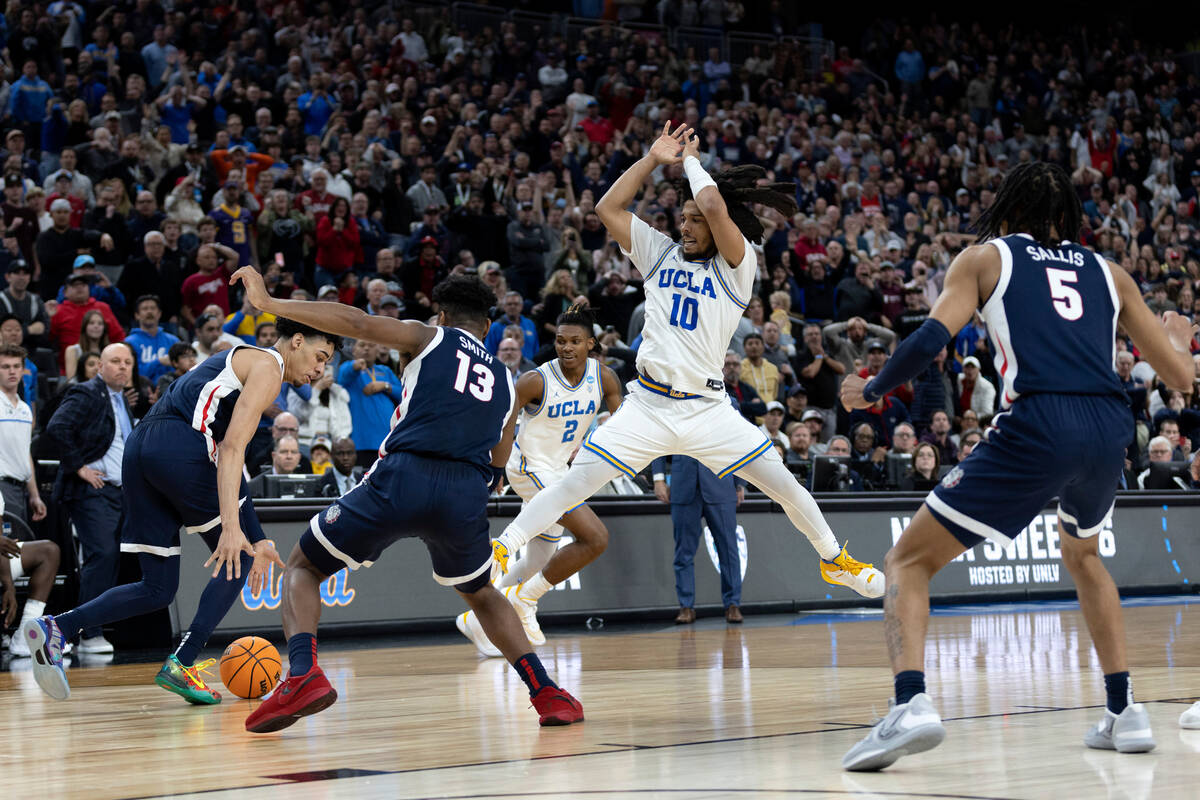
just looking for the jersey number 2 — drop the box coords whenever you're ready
[1045,268,1083,321]
[561,420,578,443]
[453,351,495,401]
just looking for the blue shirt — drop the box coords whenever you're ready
[483,315,538,360]
[159,100,194,144]
[141,41,178,89]
[894,49,926,85]
[337,360,402,451]
[22,357,36,406]
[87,386,131,485]
[297,91,335,137]
[8,75,54,123]
[125,327,180,383]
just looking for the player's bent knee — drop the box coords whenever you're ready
[457,578,498,603]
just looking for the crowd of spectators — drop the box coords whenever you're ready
[0,2,1191,502]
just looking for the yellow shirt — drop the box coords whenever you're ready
[741,357,780,420]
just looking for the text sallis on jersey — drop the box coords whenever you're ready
[1024,245,1087,266]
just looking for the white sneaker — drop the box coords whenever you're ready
[78,635,114,654]
[9,626,31,657]
[504,585,546,646]
[1180,701,1200,729]
[1084,704,1156,753]
[820,543,885,599]
[455,611,502,658]
[842,693,946,771]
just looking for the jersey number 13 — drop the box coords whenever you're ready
[453,350,495,401]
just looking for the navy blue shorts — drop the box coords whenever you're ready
[926,394,1132,548]
[119,417,265,558]
[300,451,493,589]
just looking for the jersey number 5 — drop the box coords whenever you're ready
[453,350,495,401]
[1045,268,1083,321]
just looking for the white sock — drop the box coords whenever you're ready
[738,455,841,560]
[20,598,45,623]
[498,532,561,588]
[518,572,555,602]
[499,454,620,552]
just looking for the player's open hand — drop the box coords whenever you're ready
[1161,310,1199,353]
[840,374,873,411]
[647,122,691,166]
[682,129,702,161]
[230,266,272,312]
[205,527,256,581]
[248,540,286,596]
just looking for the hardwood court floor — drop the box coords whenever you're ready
[3,598,1200,800]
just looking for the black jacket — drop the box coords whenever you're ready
[46,376,132,502]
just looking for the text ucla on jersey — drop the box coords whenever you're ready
[982,234,1123,408]
[620,215,757,399]
[514,357,604,473]
[380,327,515,474]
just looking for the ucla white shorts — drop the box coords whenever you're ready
[579,379,778,479]
[8,541,24,580]
[504,454,577,541]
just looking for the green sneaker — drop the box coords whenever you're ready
[154,655,222,705]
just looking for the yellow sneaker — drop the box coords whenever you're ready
[491,539,510,576]
[820,542,885,598]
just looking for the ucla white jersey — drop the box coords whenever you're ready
[512,357,604,474]
[621,215,756,399]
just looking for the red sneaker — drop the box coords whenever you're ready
[244,666,338,733]
[531,686,584,726]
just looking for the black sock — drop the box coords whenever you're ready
[513,652,557,696]
[1104,671,1131,714]
[288,633,317,678]
[894,670,926,705]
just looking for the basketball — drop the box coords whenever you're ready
[219,636,281,699]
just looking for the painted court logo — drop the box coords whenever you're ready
[325,504,341,525]
[941,466,963,489]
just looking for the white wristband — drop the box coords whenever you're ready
[684,155,717,195]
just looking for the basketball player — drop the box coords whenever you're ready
[21,320,333,703]
[840,162,1196,771]
[487,123,883,615]
[230,268,584,732]
[457,303,624,656]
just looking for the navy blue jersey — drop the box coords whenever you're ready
[983,234,1123,409]
[147,344,283,462]
[380,327,515,473]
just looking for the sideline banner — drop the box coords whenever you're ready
[172,496,1200,636]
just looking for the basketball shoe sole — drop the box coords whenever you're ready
[19,617,70,700]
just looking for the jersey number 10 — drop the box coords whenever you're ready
[669,293,699,330]
[453,350,495,401]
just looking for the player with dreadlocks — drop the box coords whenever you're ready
[840,161,1197,770]
[455,302,624,656]
[487,123,885,632]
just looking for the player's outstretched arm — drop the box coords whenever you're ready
[681,133,744,266]
[231,266,435,354]
[596,122,691,253]
[1109,262,1196,390]
[842,245,988,410]
[207,349,289,582]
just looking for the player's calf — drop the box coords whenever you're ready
[460,582,583,726]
